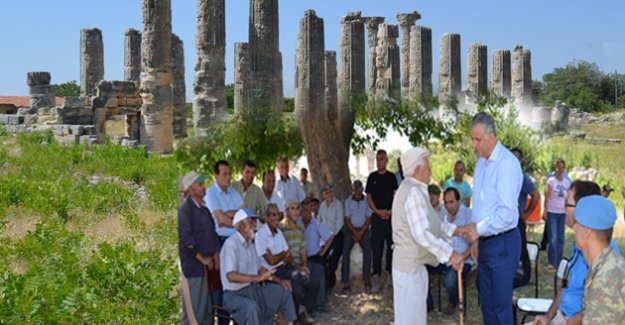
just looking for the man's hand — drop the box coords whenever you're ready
[462,223,480,244]
[521,211,530,221]
[532,314,551,325]
[470,242,479,262]
[449,251,464,272]
[255,269,276,283]
[298,265,310,274]
[277,278,293,292]
[283,250,293,264]
[212,252,220,270]
[541,211,547,221]
[196,253,214,269]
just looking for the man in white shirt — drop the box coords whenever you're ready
[318,184,344,291]
[276,156,306,204]
[261,170,286,216]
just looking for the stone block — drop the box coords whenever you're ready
[8,116,25,125]
[0,115,8,125]
[27,71,51,86]
[121,139,139,148]
[79,135,99,146]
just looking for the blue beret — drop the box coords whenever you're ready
[573,195,616,230]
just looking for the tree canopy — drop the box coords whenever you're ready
[53,81,80,97]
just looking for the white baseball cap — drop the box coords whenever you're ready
[232,208,260,226]
[182,171,205,191]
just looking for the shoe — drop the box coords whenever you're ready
[427,305,434,313]
[371,274,381,293]
[297,312,313,325]
[364,280,372,292]
[445,303,457,315]
[547,264,555,270]
[342,284,351,294]
[316,305,331,314]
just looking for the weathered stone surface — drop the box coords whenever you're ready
[409,25,432,102]
[466,43,488,100]
[80,28,104,98]
[375,24,400,100]
[27,71,51,86]
[172,34,186,138]
[338,11,365,148]
[396,12,420,98]
[56,96,93,125]
[325,51,338,122]
[295,10,326,115]
[364,17,384,96]
[139,0,174,153]
[249,0,283,112]
[234,42,251,114]
[512,45,532,109]
[491,49,511,98]
[193,0,226,128]
[551,100,570,132]
[438,33,461,107]
[124,29,142,82]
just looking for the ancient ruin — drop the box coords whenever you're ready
[364,17,385,96]
[396,12,420,98]
[338,12,365,145]
[438,33,461,107]
[124,29,142,82]
[491,49,511,98]
[172,34,186,139]
[193,0,226,129]
[374,24,400,100]
[512,45,533,109]
[408,25,432,103]
[466,43,488,101]
[80,28,104,98]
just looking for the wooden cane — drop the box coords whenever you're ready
[458,269,464,325]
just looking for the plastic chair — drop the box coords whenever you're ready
[526,241,540,298]
[515,257,569,324]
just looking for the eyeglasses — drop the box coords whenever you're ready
[288,206,300,210]
[565,203,576,208]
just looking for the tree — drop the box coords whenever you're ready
[53,81,80,97]
[225,83,234,110]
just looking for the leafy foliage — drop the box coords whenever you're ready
[537,60,625,112]
[53,80,80,97]
[175,105,303,178]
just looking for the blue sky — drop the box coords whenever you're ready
[1,0,624,100]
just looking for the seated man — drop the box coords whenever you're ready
[529,181,620,325]
[220,208,297,325]
[341,180,373,293]
[204,160,245,242]
[428,184,447,220]
[256,203,313,325]
[318,184,344,292]
[439,188,473,315]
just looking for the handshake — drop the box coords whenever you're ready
[448,224,480,272]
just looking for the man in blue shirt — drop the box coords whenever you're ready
[443,160,472,207]
[204,160,245,241]
[462,112,523,324]
[529,180,620,325]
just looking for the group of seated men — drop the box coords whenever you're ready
[178,157,372,325]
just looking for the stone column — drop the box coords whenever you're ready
[193,0,226,129]
[364,17,384,96]
[338,12,365,149]
[80,28,104,98]
[27,72,56,113]
[234,42,251,114]
[296,10,325,116]
[466,43,488,99]
[512,45,532,108]
[124,29,141,139]
[172,34,186,138]
[409,25,432,102]
[438,33,461,106]
[325,51,338,120]
[491,49,511,98]
[249,0,282,112]
[124,29,141,82]
[139,0,174,153]
[396,12,421,98]
[374,24,400,100]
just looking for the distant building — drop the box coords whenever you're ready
[0,96,64,114]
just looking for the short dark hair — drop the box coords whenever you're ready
[277,156,289,163]
[242,160,257,170]
[300,167,308,173]
[555,157,566,168]
[511,147,523,158]
[376,149,387,157]
[570,180,601,203]
[454,160,465,168]
[444,187,461,201]
[261,170,275,181]
[595,228,614,243]
[213,160,229,175]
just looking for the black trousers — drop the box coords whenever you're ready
[324,230,344,291]
[370,215,392,276]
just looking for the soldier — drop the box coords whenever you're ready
[572,195,625,324]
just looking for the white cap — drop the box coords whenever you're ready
[400,147,430,177]
[182,171,205,191]
[232,208,260,227]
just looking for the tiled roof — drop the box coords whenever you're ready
[0,96,64,108]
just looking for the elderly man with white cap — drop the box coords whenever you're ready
[178,171,220,325]
[572,195,625,324]
[220,208,297,325]
[391,148,465,325]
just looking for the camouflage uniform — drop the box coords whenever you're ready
[583,246,625,324]
[279,218,307,265]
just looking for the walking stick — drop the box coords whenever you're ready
[458,269,464,325]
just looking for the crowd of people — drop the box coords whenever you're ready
[177,112,625,325]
